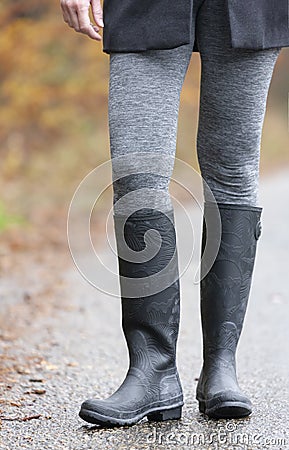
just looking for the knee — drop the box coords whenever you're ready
[200,162,259,205]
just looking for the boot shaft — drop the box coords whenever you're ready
[113,208,181,370]
[200,202,262,358]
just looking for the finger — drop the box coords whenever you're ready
[92,24,100,32]
[60,2,72,26]
[68,8,80,29]
[61,2,79,29]
[91,0,104,28]
[77,7,102,40]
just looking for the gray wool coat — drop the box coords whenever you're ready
[102,0,289,54]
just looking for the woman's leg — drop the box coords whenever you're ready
[196,0,280,206]
[108,46,192,215]
[194,0,281,418]
[80,45,193,426]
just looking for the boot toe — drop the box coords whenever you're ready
[79,398,120,424]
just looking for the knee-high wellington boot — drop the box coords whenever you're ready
[79,208,183,426]
[196,202,262,419]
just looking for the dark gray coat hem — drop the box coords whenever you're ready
[102,41,285,55]
[102,41,192,55]
[230,33,288,51]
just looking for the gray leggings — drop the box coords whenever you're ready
[108,0,281,214]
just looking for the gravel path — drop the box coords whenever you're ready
[0,169,288,449]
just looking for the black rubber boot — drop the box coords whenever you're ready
[196,202,262,419]
[79,208,183,426]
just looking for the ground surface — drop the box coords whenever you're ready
[0,169,288,450]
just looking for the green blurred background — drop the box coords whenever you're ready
[0,0,289,234]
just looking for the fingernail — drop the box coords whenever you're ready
[100,18,104,27]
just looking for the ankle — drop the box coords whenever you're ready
[203,348,236,369]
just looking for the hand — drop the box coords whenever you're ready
[61,0,104,41]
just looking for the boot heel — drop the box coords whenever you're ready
[199,401,206,413]
[147,406,182,422]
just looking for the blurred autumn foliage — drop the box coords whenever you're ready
[0,0,288,228]
[0,0,109,185]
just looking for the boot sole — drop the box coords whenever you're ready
[199,400,252,419]
[79,403,183,427]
